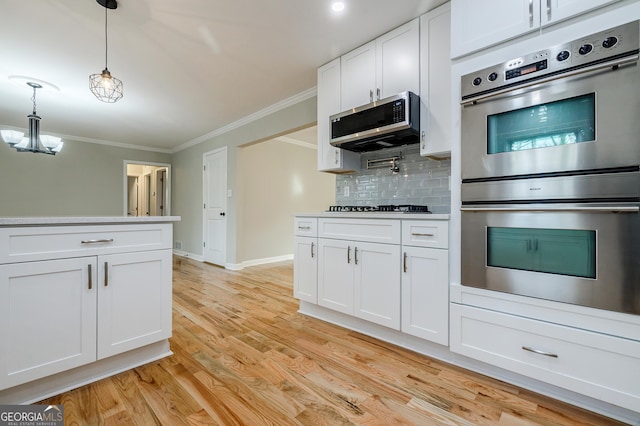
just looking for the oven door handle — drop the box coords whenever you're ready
[461,54,639,106]
[461,206,640,213]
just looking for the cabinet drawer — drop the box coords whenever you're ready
[294,217,318,237]
[402,220,448,249]
[450,304,640,411]
[0,224,173,264]
[319,219,400,244]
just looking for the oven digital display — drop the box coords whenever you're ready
[505,59,548,80]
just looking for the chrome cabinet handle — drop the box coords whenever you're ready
[311,242,315,258]
[403,252,407,273]
[546,0,552,21]
[81,238,114,244]
[347,245,351,264]
[522,346,558,358]
[412,232,434,237]
[104,261,109,287]
[88,264,92,290]
[298,226,311,230]
[354,247,358,265]
[529,0,534,27]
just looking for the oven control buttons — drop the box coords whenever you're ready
[472,77,482,86]
[556,50,570,62]
[488,72,498,82]
[578,43,594,55]
[602,36,618,48]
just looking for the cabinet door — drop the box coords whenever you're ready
[293,236,318,303]
[376,18,420,100]
[541,0,619,26]
[317,59,359,172]
[401,246,449,345]
[420,4,452,158]
[450,0,540,58]
[317,238,354,315]
[341,41,377,110]
[354,242,401,329]
[97,250,172,359]
[0,258,97,390]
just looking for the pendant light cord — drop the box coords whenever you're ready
[104,5,109,69]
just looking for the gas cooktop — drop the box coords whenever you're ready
[327,204,431,213]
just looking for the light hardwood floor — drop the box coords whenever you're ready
[41,256,626,425]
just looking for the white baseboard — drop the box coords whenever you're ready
[173,251,293,271]
[172,249,204,262]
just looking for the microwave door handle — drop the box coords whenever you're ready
[461,206,640,213]
[461,54,639,106]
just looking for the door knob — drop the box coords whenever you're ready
[220,212,226,216]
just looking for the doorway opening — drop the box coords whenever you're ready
[124,161,171,216]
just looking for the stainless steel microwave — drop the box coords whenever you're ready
[330,91,420,152]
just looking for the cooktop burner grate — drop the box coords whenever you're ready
[327,204,430,213]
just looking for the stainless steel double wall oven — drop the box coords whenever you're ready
[460,21,640,315]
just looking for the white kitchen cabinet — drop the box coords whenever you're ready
[0,258,97,390]
[341,18,420,111]
[317,238,401,329]
[401,220,449,345]
[97,250,172,359]
[419,3,452,158]
[317,218,402,329]
[0,222,174,393]
[450,0,620,58]
[293,217,318,303]
[317,58,359,172]
[450,303,640,412]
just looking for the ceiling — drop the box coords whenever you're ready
[0,0,447,153]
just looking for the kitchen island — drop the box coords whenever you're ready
[0,216,180,404]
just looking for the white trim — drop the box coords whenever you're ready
[173,250,204,262]
[240,254,294,268]
[172,87,318,153]
[274,136,317,150]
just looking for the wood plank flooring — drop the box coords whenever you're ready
[40,256,627,425]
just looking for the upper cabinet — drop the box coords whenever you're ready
[317,58,359,172]
[451,0,621,58]
[419,3,452,158]
[341,19,420,111]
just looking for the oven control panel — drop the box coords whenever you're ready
[461,20,639,101]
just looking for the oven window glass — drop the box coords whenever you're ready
[487,227,596,278]
[487,93,595,154]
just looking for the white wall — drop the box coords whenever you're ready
[238,139,335,263]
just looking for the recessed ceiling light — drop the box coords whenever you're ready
[331,2,345,12]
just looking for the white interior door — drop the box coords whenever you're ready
[203,147,227,266]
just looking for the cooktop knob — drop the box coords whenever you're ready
[556,50,570,62]
[602,36,618,48]
[578,44,593,55]
[472,77,482,86]
[488,72,498,82]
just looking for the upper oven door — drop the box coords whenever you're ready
[461,60,640,181]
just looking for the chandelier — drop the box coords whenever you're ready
[89,0,123,103]
[1,82,63,155]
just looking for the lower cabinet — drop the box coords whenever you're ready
[0,248,172,391]
[293,236,318,303]
[318,238,401,329]
[450,303,640,411]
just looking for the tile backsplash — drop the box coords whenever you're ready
[335,145,451,214]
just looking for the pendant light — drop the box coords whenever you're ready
[1,82,63,155]
[89,0,123,103]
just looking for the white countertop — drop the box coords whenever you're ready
[0,216,181,226]
[295,212,449,220]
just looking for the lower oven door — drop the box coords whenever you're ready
[461,206,640,315]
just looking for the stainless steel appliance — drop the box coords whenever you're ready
[460,21,640,315]
[330,91,420,152]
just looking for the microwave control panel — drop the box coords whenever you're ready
[461,20,639,101]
